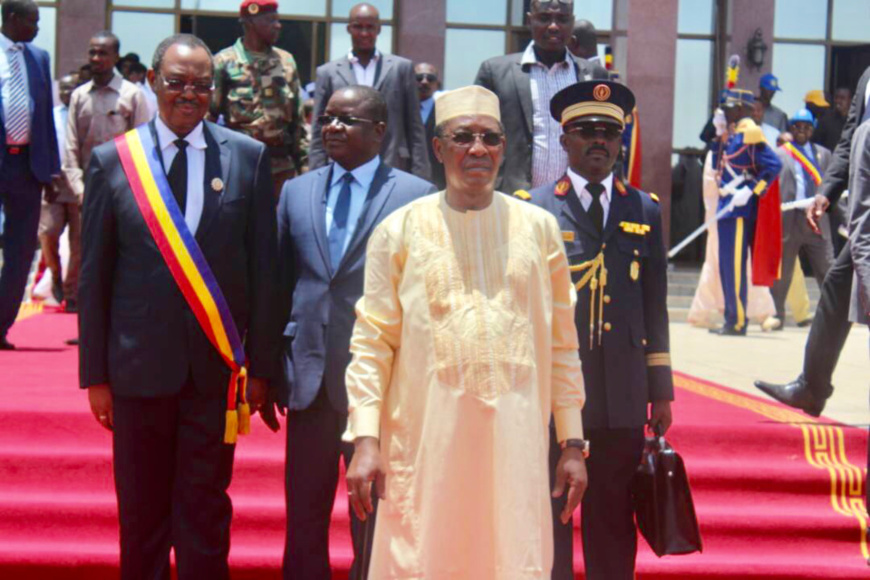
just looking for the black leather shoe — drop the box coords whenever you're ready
[0,336,15,350]
[796,318,814,328]
[753,377,825,417]
[65,338,79,346]
[709,326,747,336]
[63,299,77,314]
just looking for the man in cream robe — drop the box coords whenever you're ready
[344,86,588,579]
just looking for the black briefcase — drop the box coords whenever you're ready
[631,429,703,557]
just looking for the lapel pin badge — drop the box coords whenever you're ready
[211,177,224,192]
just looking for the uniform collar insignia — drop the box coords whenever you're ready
[555,176,571,197]
[614,178,628,196]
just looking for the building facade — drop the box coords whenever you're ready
[33,0,870,247]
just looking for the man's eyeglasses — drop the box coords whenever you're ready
[563,124,623,141]
[444,131,504,147]
[416,73,438,83]
[159,76,213,95]
[319,114,379,128]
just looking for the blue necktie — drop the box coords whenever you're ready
[328,173,354,269]
[5,44,29,144]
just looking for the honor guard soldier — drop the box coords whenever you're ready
[710,89,782,336]
[517,80,674,580]
[210,0,307,199]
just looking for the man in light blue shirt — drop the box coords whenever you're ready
[272,85,435,579]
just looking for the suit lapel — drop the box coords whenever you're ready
[310,166,333,276]
[561,185,599,241]
[194,123,226,243]
[335,162,395,277]
[602,187,624,242]
[374,55,394,91]
[336,58,355,87]
[512,60,534,136]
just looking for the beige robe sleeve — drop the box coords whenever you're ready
[545,215,586,443]
[344,223,406,442]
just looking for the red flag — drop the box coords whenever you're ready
[751,178,782,287]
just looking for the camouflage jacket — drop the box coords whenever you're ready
[210,38,308,174]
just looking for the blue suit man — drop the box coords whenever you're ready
[273,86,435,580]
[710,89,781,336]
[0,1,60,349]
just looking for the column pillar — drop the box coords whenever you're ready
[728,0,776,92]
[56,0,107,80]
[395,0,446,73]
[625,0,678,244]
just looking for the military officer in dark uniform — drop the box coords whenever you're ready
[516,80,674,580]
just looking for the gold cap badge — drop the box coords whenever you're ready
[593,84,611,102]
[211,178,224,192]
[248,3,259,14]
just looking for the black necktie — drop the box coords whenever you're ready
[586,183,605,234]
[168,139,188,214]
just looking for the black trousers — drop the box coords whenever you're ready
[803,241,854,400]
[112,383,235,580]
[283,388,376,580]
[550,426,645,580]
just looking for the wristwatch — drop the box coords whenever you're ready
[560,438,590,458]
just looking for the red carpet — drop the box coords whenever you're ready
[1,310,868,578]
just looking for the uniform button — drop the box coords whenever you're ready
[603,295,611,304]
[642,338,648,346]
[601,243,607,249]
[604,322,612,332]
[633,249,639,256]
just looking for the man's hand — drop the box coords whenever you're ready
[552,447,588,524]
[45,175,62,204]
[88,384,113,431]
[649,400,673,435]
[346,437,385,521]
[246,377,268,413]
[806,194,830,235]
[258,387,285,433]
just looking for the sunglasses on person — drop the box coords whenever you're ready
[159,76,213,95]
[444,131,505,147]
[416,73,438,83]
[563,123,623,141]
[319,114,379,128]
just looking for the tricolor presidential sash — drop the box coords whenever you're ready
[781,142,822,186]
[114,125,250,444]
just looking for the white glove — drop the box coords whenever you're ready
[731,185,754,207]
[713,108,727,136]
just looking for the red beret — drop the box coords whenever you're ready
[240,0,278,17]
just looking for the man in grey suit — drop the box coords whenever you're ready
[309,3,430,180]
[755,66,870,415]
[474,0,605,194]
[270,85,435,580]
[848,119,870,330]
[768,109,833,329]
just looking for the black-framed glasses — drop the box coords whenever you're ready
[159,76,213,95]
[416,73,438,83]
[564,124,623,141]
[444,131,504,147]
[319,114,379,128]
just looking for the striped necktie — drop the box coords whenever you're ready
[5,43,30,145]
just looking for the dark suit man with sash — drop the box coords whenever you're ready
[518,81,674,580]
[270,85,435,579]
[78,34,278,580]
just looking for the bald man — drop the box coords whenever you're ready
[309,3,430,180]
[568,19,599,61]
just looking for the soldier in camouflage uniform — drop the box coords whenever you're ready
[210,0,307,199]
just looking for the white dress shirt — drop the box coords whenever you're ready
[0,33,31,144]
[326,155,381,255]
[568,168,614,226]
[348,49,381,87]
[155,117,207,235]
[522,42,579,188]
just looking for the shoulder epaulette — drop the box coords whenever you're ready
[513,189,531,201]
[649,192,660,203]
[555,177,571,197]
[736,118,766,145]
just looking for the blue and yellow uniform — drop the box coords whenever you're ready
[712,97,782,333]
